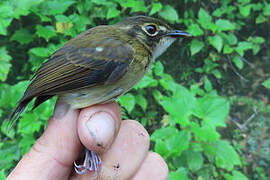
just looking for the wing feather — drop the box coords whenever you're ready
[20,37,134,102]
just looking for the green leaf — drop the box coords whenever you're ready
[150,2,162,15]
[190,84,205,96]
[118,93,135,113]
[227,33,238,45]
[154,139,168,157]
[209,23,217,32]
[239,4,252,17]
[154,61,164,76]
[216,140,241,170]
[213,8,224,17]
[0,4,13,35]
[223,44,233,54]
[208,35,223,52]
[91,0,111,5]
[0,81,28,108]
[10,29,34,44]
[161,85,196,125]
[55,15,69,22]
[237,0,250,4]
[159,5,179,22]
[33,11,51,22]
[19,134,35,155]
[151,127,179,141]
[167,130,191,156]
[34,97,56,120]
[0,47,12,82]
[252,46,259,55]
[46,0,75,15]
[256,14,267,24]
[233,56,244,70]
[36,25,56,41]
[159,74,175,90]
[169,168,190,180]
[107,7,120,19]
[186,151,204,172]
[1,121,15,139]
[191,123,220,141]
[204,77,212,92]
[190,143,203,152]
[194,96,229,128]
[190,39,204,55]
[215,19,235,31]
[10,0,43,19]
[187,24,203,36]
[132,1,148,13]
[231,170,249,180]
[248,36,265,55]
[212,69,222,79]
[29,47,51,57]
[123,0,147,13]
[0,18,12,35]
[0,169,6,180]
[0,3,13,18]
[152,89,163,103]
[198,8,212,29]
[251,36,265,44]
[0,141,20,170]
[235,41,252,56]
[252,2,263,11]
[68,14,90,33]
[202,143,216,159]
[18,113,42,134]
[263,3,270,16]
[262,79,270,89]
[134,72,158,89]
[223,170,249,180]
[135,94,147,111]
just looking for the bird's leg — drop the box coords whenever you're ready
[74,149,103,177]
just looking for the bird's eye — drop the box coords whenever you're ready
[144,25,157,36]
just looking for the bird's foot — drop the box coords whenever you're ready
[74,149,103,177]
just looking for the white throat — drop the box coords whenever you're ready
[152,37,176,61]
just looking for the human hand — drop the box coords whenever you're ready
[7,101,168,180]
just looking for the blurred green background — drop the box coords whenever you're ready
[0,0,269,179]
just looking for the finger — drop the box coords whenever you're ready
[8,101,81,180]
[72,120,150,180]
[77,102,122,153]
[100,120,150,179]
[131,152,168,180]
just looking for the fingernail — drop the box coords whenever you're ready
[86,112,116,148]
[53,101,70,119]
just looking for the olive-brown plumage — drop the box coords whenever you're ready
[9,16,190,123]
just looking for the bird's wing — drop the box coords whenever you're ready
[21,37,135,102]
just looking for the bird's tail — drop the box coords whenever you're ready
[8,99,31,129]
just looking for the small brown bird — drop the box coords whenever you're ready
[9,16,190,176]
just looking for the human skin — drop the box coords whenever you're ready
[7,101,168,180]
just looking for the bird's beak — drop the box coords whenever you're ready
[166,30,191,38]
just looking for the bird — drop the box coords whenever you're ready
[9,15,191,176]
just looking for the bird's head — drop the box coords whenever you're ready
[115,16,191,60]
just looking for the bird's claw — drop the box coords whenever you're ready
[74,150,103,178]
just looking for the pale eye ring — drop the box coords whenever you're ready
[143,24,158,36]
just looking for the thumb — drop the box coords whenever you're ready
[8,101,81,179]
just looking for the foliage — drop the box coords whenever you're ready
[0,0,269,179]
[262,78,270,89]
